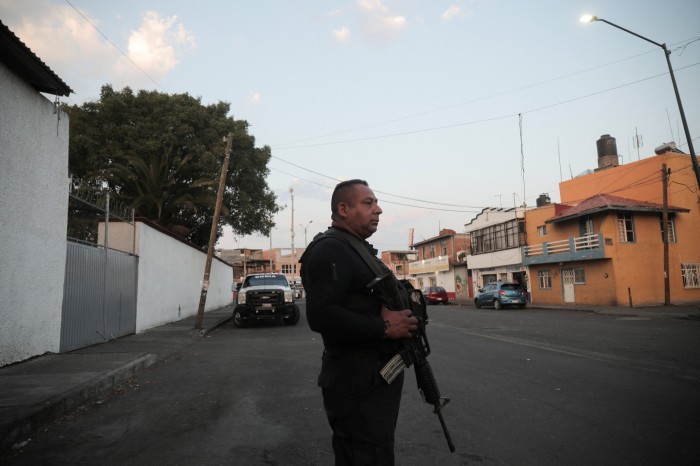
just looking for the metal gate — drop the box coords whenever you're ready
[60,241,138,352]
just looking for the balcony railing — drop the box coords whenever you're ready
[522,233,605,265]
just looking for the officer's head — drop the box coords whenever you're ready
[331,179,382,239]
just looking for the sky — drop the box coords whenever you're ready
[2,0,699,253]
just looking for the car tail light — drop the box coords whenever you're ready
[499,290,505,296]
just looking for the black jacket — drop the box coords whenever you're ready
[300,227,398,357]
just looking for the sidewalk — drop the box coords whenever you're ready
[526,301,700,319]
[0,305,234,451]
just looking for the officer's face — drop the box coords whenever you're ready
[340,184,382,239]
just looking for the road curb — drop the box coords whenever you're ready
[1,353,156,451]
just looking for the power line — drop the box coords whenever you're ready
[64,0,164,91]
[272,36,700,149]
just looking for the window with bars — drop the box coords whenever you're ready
[681,263,700,288]
[538,270,552,289]
[617,213,635,243]
[660,217,677,242]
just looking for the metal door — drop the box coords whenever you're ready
[562,269,575,303]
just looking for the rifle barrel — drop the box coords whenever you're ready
[435,406,456,452]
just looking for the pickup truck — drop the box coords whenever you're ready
[233,273,300,327]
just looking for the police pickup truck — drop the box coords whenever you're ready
[233,273,301,327]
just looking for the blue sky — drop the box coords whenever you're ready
[3,0,699,253]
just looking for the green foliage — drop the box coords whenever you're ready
[66,85,279,248]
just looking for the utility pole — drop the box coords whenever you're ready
[662,163,670,306]
[290,187,296,284]
[268,229,273,272]
[195,132,233,330]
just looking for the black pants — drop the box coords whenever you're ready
[319,352,405,466]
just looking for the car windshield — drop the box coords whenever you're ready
[433,287,446,292]
[243,274,288,287]
[500,284,517,290]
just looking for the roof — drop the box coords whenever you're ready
[0,20,72,96]
[545,193,689,224]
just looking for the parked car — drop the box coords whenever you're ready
[421,286,449,304]
[474,282,527,310]
[233,273,300,327]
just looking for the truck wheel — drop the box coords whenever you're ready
[233,311,247,328]
[284,305,300,325]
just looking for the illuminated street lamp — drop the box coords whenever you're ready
[580,14,700,190]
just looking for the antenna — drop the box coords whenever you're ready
[633,127,643,161]
[557,137,562,182]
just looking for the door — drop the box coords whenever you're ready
[562,269,575,303]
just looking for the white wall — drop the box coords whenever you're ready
[0,63,69,366]
[135,222,233,332]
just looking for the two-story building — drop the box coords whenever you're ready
[409,229,471,302]
[465,207,528,294]
[381,250,418,284]
[523,135,700,306]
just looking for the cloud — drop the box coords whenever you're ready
[247,92,261,106]
[357,0,406,40]
[115,11,195,84]
[334,26,351,44]
[441,5,461,21]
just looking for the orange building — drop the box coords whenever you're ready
[523,137,700,307]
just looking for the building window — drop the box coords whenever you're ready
[396,264,403,275]
[538,270,552,289]
[660,218,677,243]
[537,225,547,237]
[617,213,635,243]
[429,244,435,258]
[470,219,523,255]
[681,263,700,288]
[440,240,447,256]
[573,268,586,284]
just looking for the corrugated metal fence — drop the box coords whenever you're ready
[60,187,138,352]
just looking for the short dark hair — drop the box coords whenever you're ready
[331,179,368,220]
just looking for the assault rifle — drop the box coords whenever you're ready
[368,273,456,453]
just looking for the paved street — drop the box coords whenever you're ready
[2,303,700,465]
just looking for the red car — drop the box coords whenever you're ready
[421,286,449,304]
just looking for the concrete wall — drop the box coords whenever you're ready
[0,62,69,366]
[135,222,233,332]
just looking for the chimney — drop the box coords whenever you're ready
[596,134,619,171]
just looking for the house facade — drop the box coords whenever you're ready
[408,229,471,301]
[523,140,700,306]
[381,250,418,283]
[465,208,528,295]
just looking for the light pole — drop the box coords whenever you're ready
[581,14,700,190]
[299,220,313,248]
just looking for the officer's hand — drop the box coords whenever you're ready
[380,305,418,339]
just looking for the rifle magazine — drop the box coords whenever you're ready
[380,354,407,384]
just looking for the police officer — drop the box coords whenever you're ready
[300,179,418,465]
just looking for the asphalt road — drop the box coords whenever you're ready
[3,303,700,465]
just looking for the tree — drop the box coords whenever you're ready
[66,85,279,248]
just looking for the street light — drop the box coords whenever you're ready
[580,14,700,190]
[299,220,313,248]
